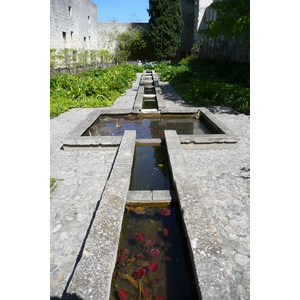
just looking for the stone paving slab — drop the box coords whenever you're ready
[126,190,175,203]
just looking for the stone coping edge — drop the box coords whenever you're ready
[164,130,241,300]
[66,130,136,299]
[126,190,177,203]
[62,107,239,150]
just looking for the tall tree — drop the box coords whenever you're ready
[199,0,250,49]
[148,0,183,60]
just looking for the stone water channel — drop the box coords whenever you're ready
[50,71,250,299]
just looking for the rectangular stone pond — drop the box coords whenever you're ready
[82,114,217,139]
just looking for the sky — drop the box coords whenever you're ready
[91,0,150,22]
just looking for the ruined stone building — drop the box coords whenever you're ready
[50,0,215,54]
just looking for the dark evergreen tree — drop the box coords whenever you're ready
[148,0,183,60]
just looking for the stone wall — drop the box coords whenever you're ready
[180,0,198,53]
[50,0,248,62]
[195,0,250,63]
[50,0,99,50]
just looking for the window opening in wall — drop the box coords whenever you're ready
[89,36,91,43]
[68,6,72,17]
[71,31,74,41]
[62,31,67,41]
[84,37,86,45]
[88,15,90,24]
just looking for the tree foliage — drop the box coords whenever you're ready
[199,0,250,49]
[148,0,183,60]
[115,26,150,64]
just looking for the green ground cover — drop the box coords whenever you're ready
[50,64,143,118]
[50,178,57,188]
[154,56,250,115]
[50,57,249,119]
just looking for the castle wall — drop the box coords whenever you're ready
[196,0,214,32]
[50,0,246,61]
[50,0,99,50]
[180,0,213,53]
[180,0,196,53]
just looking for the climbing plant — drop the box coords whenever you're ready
[199,0,250,49]
[115,25,149,64]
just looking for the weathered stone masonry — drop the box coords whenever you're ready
[50,0,215,54]
[50,0,99,49]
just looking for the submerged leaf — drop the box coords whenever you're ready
[156,295,164,300]
[144,239,155,249]
[162,228,169,237]
[163,256,172,261]
[148,262,158,273]
[134,267,146,279]
[142,288,151,298]
[122,249,130,255]
[159,208,171,216]
[117,289,127,300]
[136,232,145,242]
[150,248,160,258]
[153,278,162,285]
[131,206,146,215]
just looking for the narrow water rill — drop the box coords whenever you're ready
[129,144,173,191]
[109,203,201,300]
[110,138,201,299]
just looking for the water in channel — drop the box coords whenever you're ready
[83,114,214,138]
[109,203,201,300]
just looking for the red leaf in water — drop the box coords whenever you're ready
[142,288,151,298]
[134,268,146,279]
[149,248,160,257]
[136,232,145,242]
[153,278,162,285]
[117,289,127,300]
[148,262,158,273]
[163,256,172,261]
[156,295,164,300]
[159,208,171,216]
[137,253,142,261]
[162,228,169,237]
